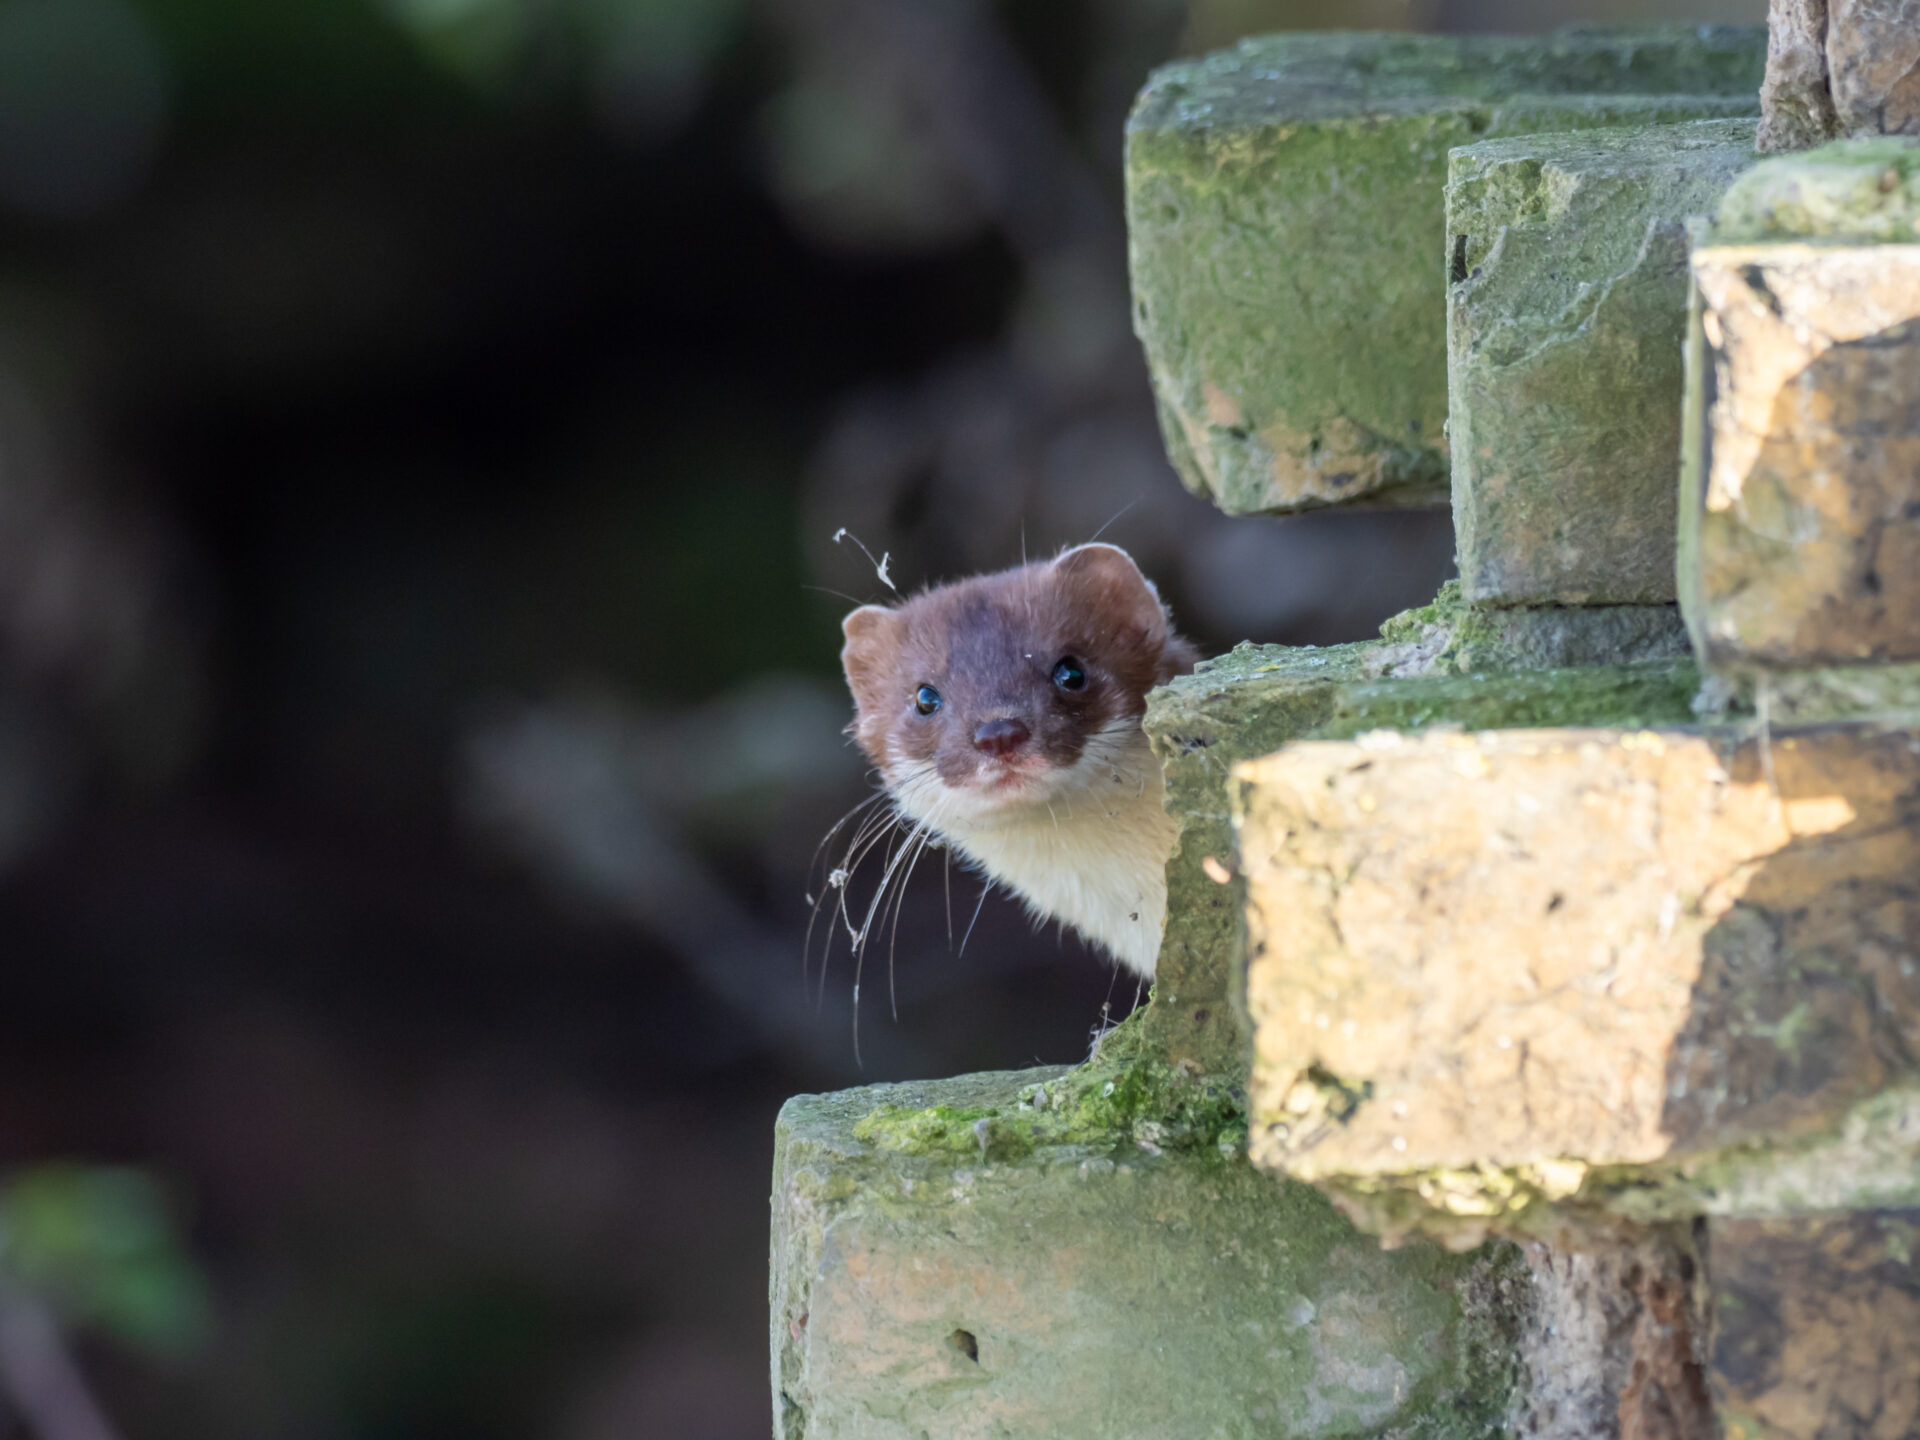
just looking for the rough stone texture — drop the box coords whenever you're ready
[1141,605,1695,1076]
[1828,0,1920,141]
[1760,0,1920,152]
[1517,1227,1714,1440]
[1234,724,1920,1195]
[1600,1085,1920,1225]
[1744,661,1920,723]
[1707,135,1920,242]
[1759,0,1838,152]
[1688,659,1920,732]
[1709,1211,1920,1440]
[1447,120,1756,605]
[1682,243,1920,664]
[1374,582,1693,674]
[770,1068,1528,1440]
[1145,642,1378,1076]
[1126,26,1764,514]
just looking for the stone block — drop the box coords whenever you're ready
[1681,138,1920,668]
[770,1067,1528,1440]
[1233,724,1920,1200]
[1126,26,1763,514]
[1145,640,1380,1075]
[1518,1227,1715,1440]
[1710,1211,1920,1440]
[1447,120,1756,605]
[1760,0,1920,152]
[1142,605,1694,1075]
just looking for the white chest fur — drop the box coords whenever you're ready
[896,727,1176,979]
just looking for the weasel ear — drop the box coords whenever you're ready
[840,605,903,691]
[1051,543,1168,641]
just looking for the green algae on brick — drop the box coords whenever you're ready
[1143,641,1378,1074]
[1710,134,1920,243]
[772,1066,1528,1440]
[1447,119,1757,605]
[1377,579,1690,673]
[850,1007,1249,1163]
[1126,25,1764,514]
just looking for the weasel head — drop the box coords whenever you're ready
[839,544,1197,832]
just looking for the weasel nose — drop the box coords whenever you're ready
[972,718,1031,757]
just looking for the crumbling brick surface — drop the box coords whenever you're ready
[1710,1211,1920,1440]
[1236,725,1920,1181]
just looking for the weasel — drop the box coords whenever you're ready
[837,543,1198,979]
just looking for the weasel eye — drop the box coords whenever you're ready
[914,684,942,715]
[1052,657,1087,692]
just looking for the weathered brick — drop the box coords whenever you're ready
[770,1068,1527,1440]
[1233,724,1920,1193]
[1448,120,1756,605]
[1710,1211,1920,1440]
[1760,0,1920,152]
[1126,26,1764,514]
[1142,613,1694,1075]
[1681,138,1920,667]
[1519,1227,1715,1440]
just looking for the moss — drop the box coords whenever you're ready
[1377,580,1691,674]
[1127,27,1762,513]
[776,1064,1534,1440]
[1708,135,1920,243]
[1446,119,1758,605]
[1142,641,1377,1075]
[853,1009,1249,1162]
[1334,659,1700,732]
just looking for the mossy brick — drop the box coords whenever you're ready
[1139,589,1694,1078]
[1447,119,1757,605]
[1125,25,1764,515]
[1709,1211,1920,1440]
[1232,725,1920,1207]
[1594,1084,1920,1228]
[1681,138,1920,669]
[1707,135,1920,243]
[770,1065,1531,1440]
[1371,579,1692,674]
[1143,641,1378,1076]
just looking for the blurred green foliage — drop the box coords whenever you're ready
[0,1166,209,1359]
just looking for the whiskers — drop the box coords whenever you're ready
[804,780,945,1067]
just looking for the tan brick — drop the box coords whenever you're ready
[1681,142,1920,667]
[1233,725,1920,1184]
[1710,1211,1920,1440]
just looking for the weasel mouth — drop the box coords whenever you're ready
[974,758,1049,797]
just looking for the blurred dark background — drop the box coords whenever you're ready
[0,0,1761,1434]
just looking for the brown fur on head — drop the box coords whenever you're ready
[838,544,1197,808]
